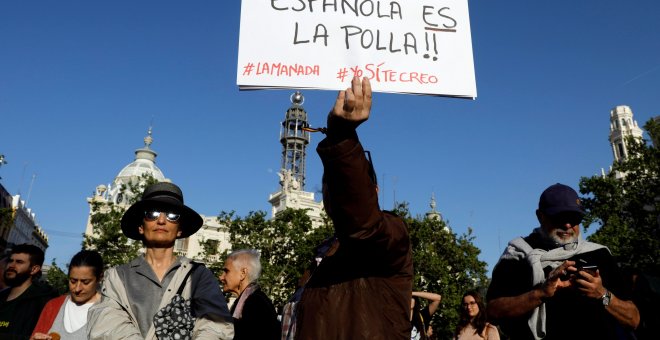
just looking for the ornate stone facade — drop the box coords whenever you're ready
[84,128,230,260]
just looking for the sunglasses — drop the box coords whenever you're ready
[549,212,583,227]
[144,210,181,222]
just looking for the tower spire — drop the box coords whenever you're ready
[268,91,324,226]
[609,105,643,163]
[144,125,153,149]
[135,127,157,162]
[426,192,442,221]
[279,91,310,190]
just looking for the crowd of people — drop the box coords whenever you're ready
[0,77,652,339]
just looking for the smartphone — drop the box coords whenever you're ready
[577,265,598,276]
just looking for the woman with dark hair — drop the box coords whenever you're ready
[455,291,499,340]
[410,291,441,340]
[30,250,104,340]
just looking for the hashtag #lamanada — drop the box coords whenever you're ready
[246,62,320,77]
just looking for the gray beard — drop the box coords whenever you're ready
[537,227,578,250]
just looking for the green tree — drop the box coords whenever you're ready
[197,237,223,277]
[46,259,69,295]
[394,203,489,340]
[219,202,488,338]
[0,208,11,226]
[83,175,158,267]
[219,208,333,309]
[579,118,660,273]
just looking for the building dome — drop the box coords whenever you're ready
[115,128,165,182]
[116,156,165,182]
[102,128,168,205]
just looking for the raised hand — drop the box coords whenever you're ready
[327,76,373,135]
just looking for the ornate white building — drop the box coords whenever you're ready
[0,178,49,253]
[609,105,644,163]
[605,105,645,179]
[8,195,49,251]
[86,93,326,260]
[84,128,231,259]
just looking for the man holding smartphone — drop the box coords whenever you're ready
[486,183,640,339]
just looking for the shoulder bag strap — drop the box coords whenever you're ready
[176,262,200,295]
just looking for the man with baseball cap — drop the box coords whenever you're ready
[486,183,640,339]
[88,182,234,339]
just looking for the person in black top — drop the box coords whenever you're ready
[0,244,57,340]
[410,291,441,339]
[220,249,280,340]
[486,183,640,340]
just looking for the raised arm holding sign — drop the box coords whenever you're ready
[290,76,414,339]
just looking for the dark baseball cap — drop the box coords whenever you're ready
[538,183,585,216]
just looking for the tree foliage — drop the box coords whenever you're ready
[196,237,224,277]
[218,208,333,310]
[579,118,660,273]
[83,175,158,267]
[394,203,489,340]
[46,259,69,295]
[0,207,12,226]
[219,202,488,339]
[83,200,140,268]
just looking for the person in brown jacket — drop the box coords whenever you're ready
[293,77,414,339]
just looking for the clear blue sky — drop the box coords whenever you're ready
[1,1,659,276]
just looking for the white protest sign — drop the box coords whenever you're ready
[237,0,476,98]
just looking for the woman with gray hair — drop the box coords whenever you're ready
[219,249,280,340]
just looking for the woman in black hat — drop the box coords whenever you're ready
[87,182,234,340]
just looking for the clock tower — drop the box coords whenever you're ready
[269,91,324,226]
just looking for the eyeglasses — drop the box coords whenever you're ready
[144,210,181,222]
[462,301,478,307]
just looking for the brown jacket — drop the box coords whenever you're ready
[295,135,413,340]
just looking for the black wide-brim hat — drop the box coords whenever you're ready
[121,182,203,240]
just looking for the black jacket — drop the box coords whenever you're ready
[230,286,280,340]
